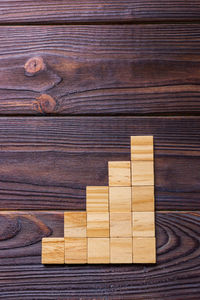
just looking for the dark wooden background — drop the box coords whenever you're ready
[0,1,200,299]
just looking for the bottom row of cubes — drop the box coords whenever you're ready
[42,237,156,264]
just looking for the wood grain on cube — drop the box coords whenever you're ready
[133,237,156,263]
[87,213,109,238]
[86,186,108,212]
[131,136,154,161]
[88,238,109,264]
[64,212,86,238]
[110,212,132,238]
[108,161,131,187]
[42,237,64,264]
[132,212,155,237]
[132,161,154,186]
[110,238,132,264]
[109,187,131,212]
[65,238,87,264]
[132,186,154,212]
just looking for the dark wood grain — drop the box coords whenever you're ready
[0,0,200,24]
[0,211,199,299]
[1,25,200,115]
[0,116,200,210]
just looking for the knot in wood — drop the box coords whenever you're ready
[36,94,57,114]
[24,56,45,76]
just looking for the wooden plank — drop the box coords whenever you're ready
[0,211,199,299]
[0,117,199,210]
[1,25,200,115]
[0,1,200,24]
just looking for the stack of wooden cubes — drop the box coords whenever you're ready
[42,136,156,264]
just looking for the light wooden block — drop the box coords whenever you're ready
[133,237,156,263]
[64,211,86,237]
[131,136,154,161]
[42,238,64,264]
[132,212,155,237]
[86,186,108,212]
[87,213,109,237]
[110,212,132,237]
[132,186,154,212]
[65,238,87,264]
[108,161,131,186]
[132,160,154,186]
[88,238,109,263]
[109,187,131,212]
[110,238,132,263]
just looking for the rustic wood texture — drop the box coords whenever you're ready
[0,116,199,210]
[1,25,200,115]
[0,1,200,24]
[0,211,199,298]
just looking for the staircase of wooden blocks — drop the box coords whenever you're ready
[42,136,156,264]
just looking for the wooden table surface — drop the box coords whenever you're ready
[0,1,200,299]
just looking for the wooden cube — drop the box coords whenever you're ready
[110,238,132,263]
[65,238,87,264]
[87,213,109,237]
[88,238,109,263]
[132,161,154,186]
[110,212,132,237]
[42,238,64,264]
[132,186,154,212]
[133,237,156,263]
[86,186,108,212]
[109,187,131,212]
[132,212,155,237]
[131,136,154,161]
[64,211,86,237]
[108,161,131,186]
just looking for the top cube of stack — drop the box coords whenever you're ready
[131,136,154,161]
[108,161,131,186]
